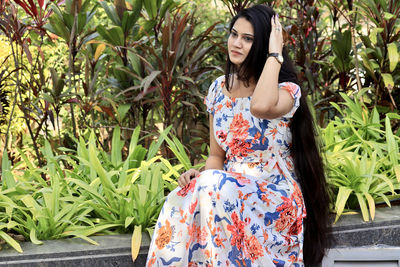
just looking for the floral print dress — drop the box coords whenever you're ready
[146,75,306,267]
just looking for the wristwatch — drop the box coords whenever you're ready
[268,53,284,64]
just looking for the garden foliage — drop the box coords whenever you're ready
[0,125,201,252]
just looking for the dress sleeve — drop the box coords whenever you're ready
[279,82,301,118]
[204,78,219,116]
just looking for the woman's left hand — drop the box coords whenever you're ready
[269,14,284,55]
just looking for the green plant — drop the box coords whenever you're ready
[66,126,171,235]
[133,7,220,161]
[0,124,195,252]
[322,91,400,222]
[0,143,116,253]
[356,0,400,109]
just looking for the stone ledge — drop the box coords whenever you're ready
[0,234,150,266]
[331,205,400,247]
[322,245,400,267]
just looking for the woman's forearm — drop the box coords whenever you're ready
[250,57,281,114]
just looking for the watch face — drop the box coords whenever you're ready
[278,55,284,63]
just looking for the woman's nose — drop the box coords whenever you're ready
[233,37,242,47]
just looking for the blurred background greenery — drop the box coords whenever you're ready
[0,0,399,253]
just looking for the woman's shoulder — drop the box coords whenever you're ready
[209,75,225,91]
[205,75,226,114]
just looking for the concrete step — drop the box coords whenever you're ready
[323,245,400,267]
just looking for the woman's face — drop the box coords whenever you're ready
[228,17,254,66]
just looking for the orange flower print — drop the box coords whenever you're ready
[177,178,197,197]
[244,235,264,262]
[226,100,232,109]
[292,183,305,212]
[179,208,188,223]
[280,82,299,97]
[258,181,269,193]
[289,253,298,263]
[189,199,198,214]
[216,130,227,143]
[155,220,172,250]
[269,127,278,140]
[214,235,226,248]
[278,121,289,128]
[288,216,303,237]
[204,249,211,258]
[247,162,259,168]
[196,226,208,245]
[226,212,248,250]
[227,138,253,159]
[261,193,271,206]
[230,172,251,185]
[147,252,156,266]
[262,229,269,242]
[229,113,250,139]
[275,196,297,232]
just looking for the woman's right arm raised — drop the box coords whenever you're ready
[178,114,225,187]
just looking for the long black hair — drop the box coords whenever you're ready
[225,5,331,266]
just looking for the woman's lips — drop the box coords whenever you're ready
[231,50,242,56]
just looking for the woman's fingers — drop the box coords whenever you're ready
[269,14,283,54]
[178,169,200,188]
[184,175,191,186]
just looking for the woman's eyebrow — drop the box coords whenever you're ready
[231,27,254,37]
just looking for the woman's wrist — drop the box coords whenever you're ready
[266,56,282,67]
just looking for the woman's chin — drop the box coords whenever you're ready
[230,59,243,66]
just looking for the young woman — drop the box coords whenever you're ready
[146,5,330,266]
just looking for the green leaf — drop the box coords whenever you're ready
[97,25,125,46]
[69,233,99,245]
[88,141,117,208]
[117,104,131,122]
[69,223,120,237]
[141,70,161,93]
[387,43,399,72]
[1,149,16,189]
[0,230,23,252]
[111,126,123,167]
[131,225,142,262]
[369,27,383,45]
[30,228,43,245]
[100,1,121,26]
[381,73,394,90]
[334,186,353,223]
[147,125,171,160]
[125,216,135,229]
[364,193,375,220]
[383,12,394,20]
[355,193,369,221]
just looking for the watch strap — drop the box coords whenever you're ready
[267,53,283,64]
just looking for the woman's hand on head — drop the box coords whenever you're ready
[269,14,284,54]
[178,169,200,188]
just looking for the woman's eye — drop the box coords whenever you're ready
[230,32,237,37]
[244,37,253,42]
